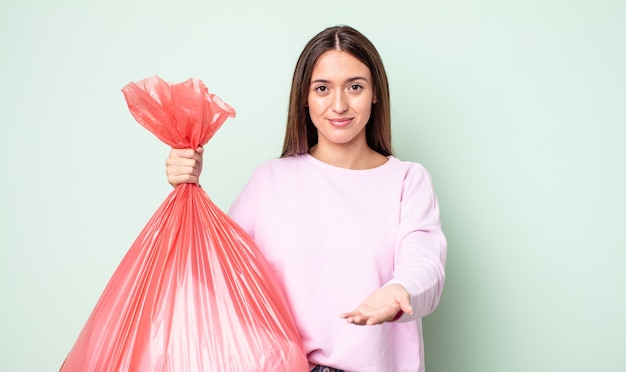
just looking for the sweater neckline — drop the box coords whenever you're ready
[303,153,397,174]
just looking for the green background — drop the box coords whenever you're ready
[1,1,624,371]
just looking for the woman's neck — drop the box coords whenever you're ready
[309,142,388,170]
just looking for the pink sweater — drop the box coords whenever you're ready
[228,154,447,372]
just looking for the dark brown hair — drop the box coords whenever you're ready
[281,25,392,157]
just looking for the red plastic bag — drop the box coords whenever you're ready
[61,76,309,372]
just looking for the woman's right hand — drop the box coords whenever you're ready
[165,147,204,187]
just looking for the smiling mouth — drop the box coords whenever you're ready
[328,118,353,127]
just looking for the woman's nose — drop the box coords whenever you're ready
[332,91,348,113]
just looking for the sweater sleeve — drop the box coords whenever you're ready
[227,170,260,239]
[386,164,447,321]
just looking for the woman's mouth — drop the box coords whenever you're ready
[328,118,353,127]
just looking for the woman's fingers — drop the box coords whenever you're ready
[165,148,204,186]
[340,284,411,326]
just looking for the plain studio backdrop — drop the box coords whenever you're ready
[1,1,624,371]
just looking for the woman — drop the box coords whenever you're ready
[166,25,447,372]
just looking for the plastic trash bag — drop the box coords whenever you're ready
[60,76,309,372]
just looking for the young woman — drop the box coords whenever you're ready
[166,25,447,372]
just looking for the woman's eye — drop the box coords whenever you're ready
[315,86,328,92]
[349,84,363,91]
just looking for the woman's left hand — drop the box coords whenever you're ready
[340,284,413,326]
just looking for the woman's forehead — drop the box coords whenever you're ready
[311,50,371,81]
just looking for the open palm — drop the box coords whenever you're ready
[340,284,413,325]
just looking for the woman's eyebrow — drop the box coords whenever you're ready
[346,76,369,83]
[310,76,369,84]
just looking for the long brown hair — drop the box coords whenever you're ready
[281,25,392,157]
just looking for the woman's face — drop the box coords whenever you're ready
[307,50,376,149]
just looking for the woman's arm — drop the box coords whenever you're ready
[341,164,447,325]
[386,164,447,322]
